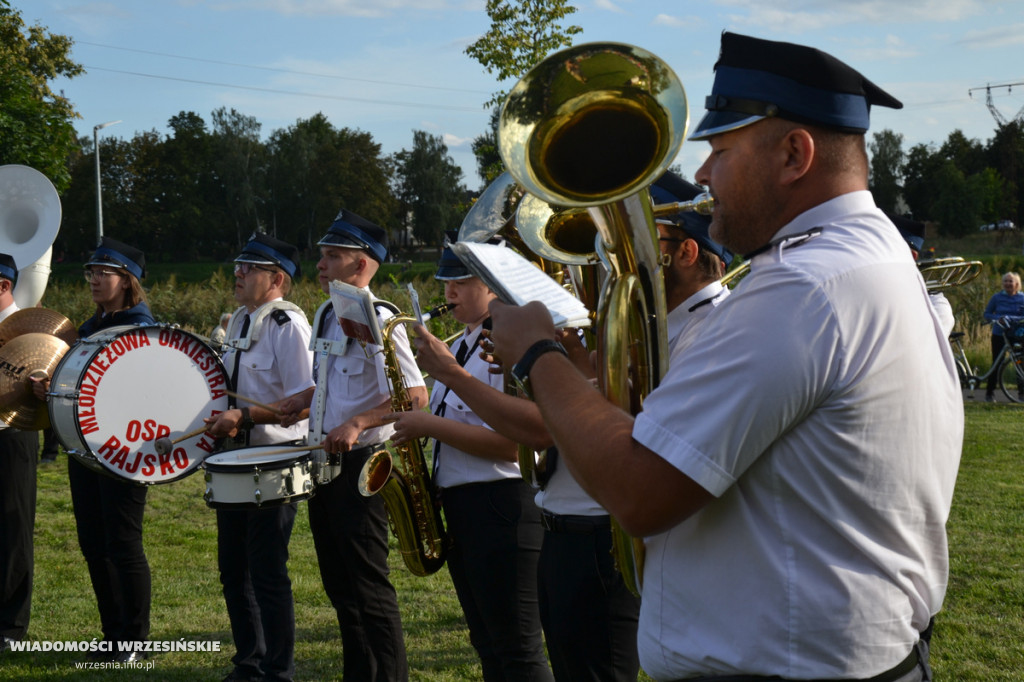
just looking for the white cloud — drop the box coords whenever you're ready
[594,0,627,13]
[443,132,472,148]
[958,22,1024,48]
[714,0,987,32]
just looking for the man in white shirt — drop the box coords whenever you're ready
[205,234,314,682]
[280,210,424,682]
[487,32,962,682]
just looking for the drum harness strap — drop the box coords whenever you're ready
[308,297,399,474]
[224,300,300,447]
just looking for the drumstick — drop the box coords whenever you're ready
[224,390,283,415]
[154,424,210,455]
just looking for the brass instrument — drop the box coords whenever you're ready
[720,260,750,288]
[358,305,452,577]
[0,165,61,308]
[918,257,982,291]
[499,42,688,595]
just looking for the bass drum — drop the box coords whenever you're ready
[48,324,230,485]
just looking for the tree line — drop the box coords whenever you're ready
[54,109,467,265]
[868,122,1024,236]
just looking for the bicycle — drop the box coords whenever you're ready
[949,318,1024,403]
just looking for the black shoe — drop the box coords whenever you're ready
[0,636,16,653]
[222,670,263,682]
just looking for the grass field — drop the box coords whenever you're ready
[0,401,1022,680]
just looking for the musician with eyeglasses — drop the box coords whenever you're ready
[387,234,552,682]
[203,234,314,682]
[278,210,424,682]
[32,237,155,663]
[487,32,961,682]
[0,254,43,654]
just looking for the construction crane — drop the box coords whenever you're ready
[968,81,1024,126]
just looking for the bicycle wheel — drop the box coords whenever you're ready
[997,348,1024,403]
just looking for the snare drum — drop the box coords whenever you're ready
[202,446,315,508]
[48,325,229,484]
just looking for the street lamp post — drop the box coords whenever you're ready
[93,120,122,244]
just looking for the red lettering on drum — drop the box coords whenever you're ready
[197,436,216,454]
[173,449,189,470]
[123,452,141,474]
[141,454,156,477]
[159,452,175,476]
[78,408,99,435]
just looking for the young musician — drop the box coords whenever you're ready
[33,238,156,662]
[279,209,424,681]
[387,235,552,681]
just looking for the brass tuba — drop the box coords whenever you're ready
[499,42,689,595]
[0,165,61,308]
[358,306,452,577]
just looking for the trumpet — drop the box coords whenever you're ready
[499,42,688,596]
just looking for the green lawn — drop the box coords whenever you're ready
[2,401,1022,680]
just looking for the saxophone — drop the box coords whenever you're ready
[358,304,452,577]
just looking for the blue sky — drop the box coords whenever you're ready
[24,0,1024,189]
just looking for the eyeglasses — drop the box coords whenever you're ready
[83,269,123,283]
[234,262,278,276]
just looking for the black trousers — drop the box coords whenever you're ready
[68,457,151,643]
[443,479,553,682]
[307,446,408,682]
[0,428,39,640]
[217,503,297,682]
[537,516,641,681]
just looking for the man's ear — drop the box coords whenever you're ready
[678,238,700,267]
[779,128,815,186]
[0,278,11,295]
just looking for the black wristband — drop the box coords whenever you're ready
[239,406,255,431]
[511,339,567,399]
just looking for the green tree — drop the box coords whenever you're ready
[393,131,466,247]
[0,1,84,191]
[471,106,504,188]
[902,143,942,221]
[465,0,582,185]
[266,114,395,251]
[210,107,265,250]
[986,121,1023,226]
[868,129,904,213]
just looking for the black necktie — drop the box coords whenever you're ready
[454,339,469,365]
[231,314,250,400]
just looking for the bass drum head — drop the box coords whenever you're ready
[49,325,230,484]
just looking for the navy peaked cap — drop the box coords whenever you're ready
[650,171,733,268]
[86,237,146,280]
[319,209,388,263]
[0,253,17,285]
[235,233,302,279]
[690,32,903,141]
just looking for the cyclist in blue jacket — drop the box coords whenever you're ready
[983,272,1024,400]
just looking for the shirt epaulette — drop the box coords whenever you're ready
[271,309,291,326]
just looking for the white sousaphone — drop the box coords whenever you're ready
[0,164,61,308]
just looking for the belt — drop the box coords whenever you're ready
[672,645,920,682]
[540,511,611,534]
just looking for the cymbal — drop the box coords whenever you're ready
[0,308,78,347]
[0,332,70,430]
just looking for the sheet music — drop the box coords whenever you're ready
[450,241,591,328]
